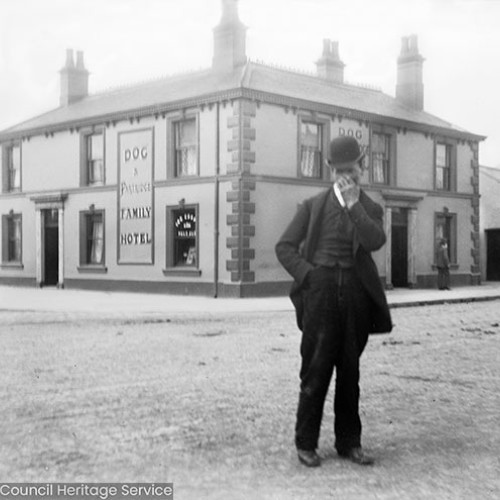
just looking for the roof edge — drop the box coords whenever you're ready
[0,86,486,143]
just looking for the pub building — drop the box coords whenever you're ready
[0,0,485,297]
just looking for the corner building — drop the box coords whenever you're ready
[0,0,485,297]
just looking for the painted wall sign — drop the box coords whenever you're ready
[334,120,370,158]
[118,129,154,264]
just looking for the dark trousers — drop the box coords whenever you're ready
[437,267,450,289]
[295,266,371,452]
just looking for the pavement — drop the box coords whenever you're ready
[1,281,500,315]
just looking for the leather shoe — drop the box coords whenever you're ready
[338,447,374,466]
[297,449,321,467]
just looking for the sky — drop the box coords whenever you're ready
[1,0,499,167]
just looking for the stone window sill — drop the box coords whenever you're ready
[431,263,459,270]
[77,265,108,274]
[163,267,202,277]
[1,262,24,270]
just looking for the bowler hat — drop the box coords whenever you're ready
[328,136,364,168]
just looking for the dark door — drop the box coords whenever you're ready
[486,229,500,280]
[44,210,59,286]
[391,208,408,287]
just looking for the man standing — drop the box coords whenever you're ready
[275,136,392,468]
[436,239,451,290]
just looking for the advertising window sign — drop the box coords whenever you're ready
[173,209,197,266]
[118,129,154,264]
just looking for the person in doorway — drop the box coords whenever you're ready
[275,136,392,468]
[436,239,451,290]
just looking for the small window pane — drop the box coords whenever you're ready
[177,120,196,146]
[436,144,448,167]
[436,168,443,190]
[87,133,104,184]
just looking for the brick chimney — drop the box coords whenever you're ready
[316,39,345,83]
[59,49,89,106]
[396,35,424,111]
[212,0,247,72]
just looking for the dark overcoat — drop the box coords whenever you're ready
[275,188,393,334]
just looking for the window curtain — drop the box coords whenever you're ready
[10,218,21,261]
[90,219,103,264]
[90,160,103,183]
[176,120,197,176]
[88,134,103,183]
[301,147,320,177]
[372,153,385,183]
[372,133,387,184]
[10,146,21,189]
[300,123,321,178]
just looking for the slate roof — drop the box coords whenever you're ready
[0,60,484,140]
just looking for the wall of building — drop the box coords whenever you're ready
[0,91,482,295]
[22,133,80,191]
[252,105,297,177]
[252,180,323,284]
[396,132,433,189]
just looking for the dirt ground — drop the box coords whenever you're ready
[0,300,499,499]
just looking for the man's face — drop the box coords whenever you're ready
[331,162,363,185]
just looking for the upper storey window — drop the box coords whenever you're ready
[435,142,451,191]
[299,121,323,179]
[369,125,396,186]
[80,129,105,186]
[372,132,391,185]
[86,132,104,185]
[2,212,22,263]
[2,143,21,192]
[174,118,198,177]
[435,139,457,192]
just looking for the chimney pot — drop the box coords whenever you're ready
[401,36,409,55]
[322,39,331,54]
[76,50,85,70]
[65,48,75,68]
[409,34,418,52]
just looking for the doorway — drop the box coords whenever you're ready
[43,209,59,286]
[486,229,500,280]
[391,207,408,287]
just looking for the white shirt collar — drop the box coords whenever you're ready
[333,182,346,208]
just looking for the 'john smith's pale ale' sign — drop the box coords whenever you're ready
[118,129,154,264]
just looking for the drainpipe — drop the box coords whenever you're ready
[213,102,221,297]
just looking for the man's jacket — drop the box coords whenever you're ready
[436,246,450,268]
[275,188,393,334]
